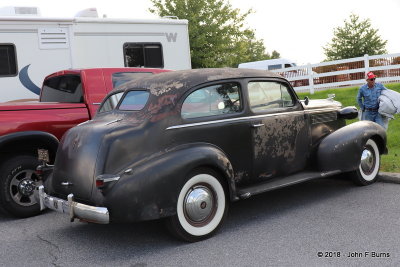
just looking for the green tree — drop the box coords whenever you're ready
[149,0,279,68]
[323,14,387,61]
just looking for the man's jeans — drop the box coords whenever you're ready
[361,110,388,129]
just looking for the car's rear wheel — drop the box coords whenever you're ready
[166,169,228,242]
[0,155,42,217]
[352,139,380,186]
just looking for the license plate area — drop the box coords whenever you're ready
[44,196,69,213]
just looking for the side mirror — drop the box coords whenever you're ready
[304,96,309,105]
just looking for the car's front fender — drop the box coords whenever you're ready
[317,121,387,173]
[102,143,236,223]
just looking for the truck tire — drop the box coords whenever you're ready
[0,155,42,217]
[166,168,229,242]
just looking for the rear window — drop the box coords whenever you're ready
[98,92,124,113]
[0,44,17,76]
[41,75,83,103]
[112,72,153,88]
[119,91,150,111]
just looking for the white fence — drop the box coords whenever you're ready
[271,53,400,94]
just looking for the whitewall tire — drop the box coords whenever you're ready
[166,169,228,242]
[352,139,380,185]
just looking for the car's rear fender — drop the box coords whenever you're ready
[317,121,387,173]
[102,143,236,222]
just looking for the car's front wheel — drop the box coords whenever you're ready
[352,139,380,185]
[0,155,42,217]
[166,169,228,242]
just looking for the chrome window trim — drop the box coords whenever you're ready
[166,108,339,130]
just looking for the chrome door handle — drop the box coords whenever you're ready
[251,123,265,128]
[61,182,73,186]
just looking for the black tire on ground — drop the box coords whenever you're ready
[0,155,42,217]
[166,168,229,242]
[351,139,381,186]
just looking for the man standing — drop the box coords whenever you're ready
[357,71,387,128]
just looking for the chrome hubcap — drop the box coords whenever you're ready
[9,170,40,207]
[18,179,36,196]
[360,147,375,175]
[184,185,215,224]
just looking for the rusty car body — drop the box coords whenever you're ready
[37,68,387,242]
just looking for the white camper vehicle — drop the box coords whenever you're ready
[238,58,296,71]
[0,7,191,102]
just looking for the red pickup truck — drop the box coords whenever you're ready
[0,67,168,217]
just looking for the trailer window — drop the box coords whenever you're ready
[123,43,163,68]
[41,75,83,103]
[112,72,153,88]
[0,44,17,76]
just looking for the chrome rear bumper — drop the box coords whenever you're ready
[37,185,109,224]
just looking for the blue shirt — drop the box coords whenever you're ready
[357,82,386,110]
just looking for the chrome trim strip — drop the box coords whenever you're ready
[105,119,122,125]
[166,108,339,130]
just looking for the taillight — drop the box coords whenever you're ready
[95,174,120,188]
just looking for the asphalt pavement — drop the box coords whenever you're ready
[1,172,400,266]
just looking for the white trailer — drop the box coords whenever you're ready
[0,7,191,102]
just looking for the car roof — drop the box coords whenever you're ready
[117,68,283,97]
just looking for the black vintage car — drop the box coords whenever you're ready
[38,68,387,242]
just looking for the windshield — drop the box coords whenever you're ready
[112,72,153,88]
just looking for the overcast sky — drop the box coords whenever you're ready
[2,0,399,65]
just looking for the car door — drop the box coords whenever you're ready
[170,81,254,184]
[247,80,310,181]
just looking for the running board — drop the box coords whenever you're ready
[237,170,341,199]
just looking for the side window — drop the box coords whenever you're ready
[182,83,242,119]
[0,44,17,76]
[98,92,124,113]
[267,64,282,70]
[41,75,83,103]
[123,43,163,68]
[248,81,295,112]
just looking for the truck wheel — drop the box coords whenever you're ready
[166,169,229,242]
[352,139,380,186]
[0,155,42,217]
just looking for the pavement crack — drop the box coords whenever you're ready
[37,234,61,267]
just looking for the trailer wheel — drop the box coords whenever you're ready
[166,168,229,242]
[352,139,380,186]
[0,155,42,217]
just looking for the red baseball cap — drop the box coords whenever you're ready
[366,71,377,80]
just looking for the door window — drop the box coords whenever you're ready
[248,81,295,112]
[182,83,242,119]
